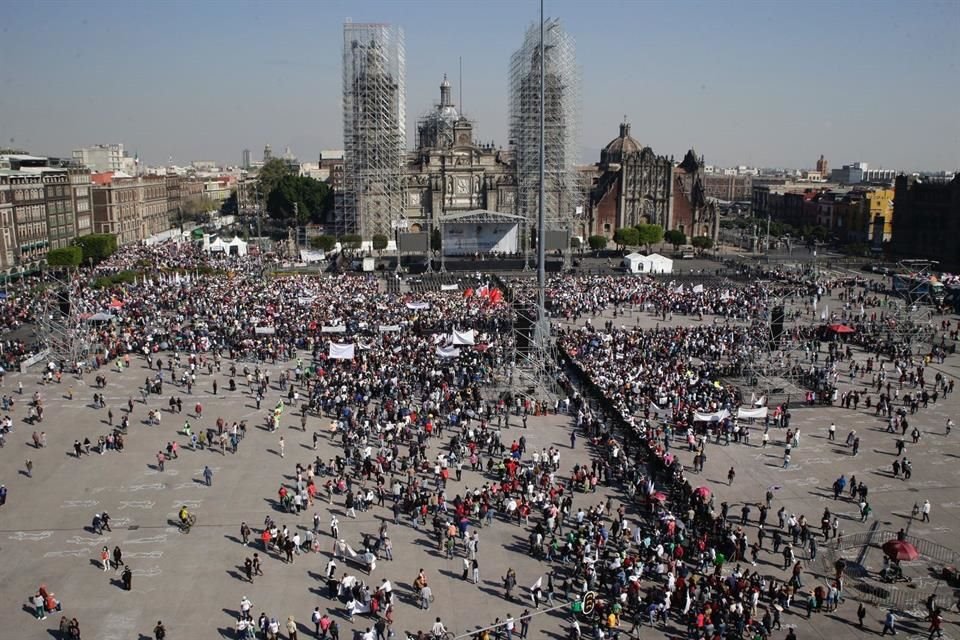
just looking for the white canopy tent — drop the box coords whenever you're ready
[623,252,673,274]
[202,234,248,257]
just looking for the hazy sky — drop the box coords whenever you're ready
[2,0,958,171]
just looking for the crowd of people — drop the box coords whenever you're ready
[2,239,958,640]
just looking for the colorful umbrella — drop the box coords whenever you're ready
[828,323,855,334]
[882,540,919,561]
[694,486,711,499]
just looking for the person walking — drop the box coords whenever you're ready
[24,458,33,478]
[922,499,931,522]
[857,603,866,628]
[727,467,736,485]
[929,609,944,639]
[286,615,299,640]
[154,620,167,640]
[121,565,132,590]
[279,436,285,458]
[203,465,213,486]
[881,610,897,636]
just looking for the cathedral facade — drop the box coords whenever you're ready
[397,77,517,233]
[583,122,718,242]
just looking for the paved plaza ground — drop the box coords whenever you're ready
[2,278,960,640]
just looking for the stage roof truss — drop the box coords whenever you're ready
[437,209,527,224]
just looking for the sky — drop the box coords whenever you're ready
[2,0,958,171]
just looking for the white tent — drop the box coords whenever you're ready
[623,252,673,274]
[202,234,248,257]
[622,252,646,274]
[644,253,673,274]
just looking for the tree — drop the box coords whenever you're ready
[73,234,118,264]
[587,235,608,252]
[47,246,83,267]
[257,158,293,203]
[372,234,388,254]
[664,229,687,249]
[613,227,640,248]
[691,235,714,251]
[340,234,362,253]
[310,235,337,252]
[635,223,664,249]
[266,175,330,225]
[220,190,238,215]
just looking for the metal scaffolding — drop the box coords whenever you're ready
[338,22,406,240]
[508,17,581,238]
[36,269,89,369]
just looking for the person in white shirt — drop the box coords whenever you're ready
[431,617,447,639]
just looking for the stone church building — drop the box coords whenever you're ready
[582,121,718,242]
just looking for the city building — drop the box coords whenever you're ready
[1,171,48,267]
[338,22,406,239]
[891,174,960,269]
[70,168,93,238]
[91,173,169,245]
[241,149,252,170]
[671,150,720,240]
[43,170,76,250]
[263,144,273,163]
[71,143,136,174]
[702,173,753,202]
[816,154,829,176]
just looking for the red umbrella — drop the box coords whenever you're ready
[650,491,668,502]
[694,486,711,499]
[882,539,919,561]
[828,323,856,334]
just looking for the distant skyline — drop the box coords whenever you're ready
[2,0,958,171]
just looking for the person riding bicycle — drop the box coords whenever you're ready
[179,506,191,526]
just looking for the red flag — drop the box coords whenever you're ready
[463,288,474,298]
[489,288,503,304]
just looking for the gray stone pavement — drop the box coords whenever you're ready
[2,292,959,640]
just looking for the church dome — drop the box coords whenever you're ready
[602,122,641,164]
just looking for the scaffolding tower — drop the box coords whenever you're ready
[36,269,89,370]
[508,17,581,241]
[338,22,406,240]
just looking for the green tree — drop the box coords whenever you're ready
[47,246,83,267]
[73,234,118,264]
[220,190,238,215]
[257,158,293,203]
[310,235,337,252]
[613,227,640,248]
[340,234,362,252]
[691,235,714,251]
[587,235,608,252]
[266,175,330,225]
[664,229,687,249]
[372,234,389,254]
[635,223,664,249]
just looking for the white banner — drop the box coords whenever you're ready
[254,326,276,335]
[321,326,346,334]
[436,345,460,358]
[737,407,768,419]
[648,402,670,417]
[406,302,430,310]
[440,284,459,291]
[378,325,401,333]
[693,409,730,423]
[329,343,355,360]
[692,284,704,294]
[452,329,475,345]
